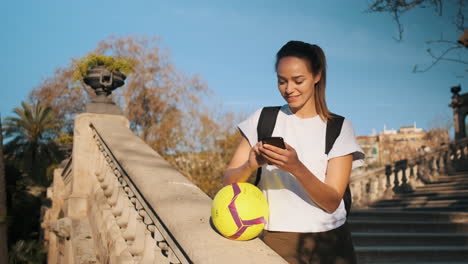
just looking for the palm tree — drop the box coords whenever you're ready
[2,102,62,186]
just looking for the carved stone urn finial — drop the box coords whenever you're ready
[83,65,126,103]
[83,66,126,115]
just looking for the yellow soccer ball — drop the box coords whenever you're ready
[211,182,269,241]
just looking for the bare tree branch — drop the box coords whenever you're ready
[455,0,466,32]
[413,44,467,73]
[367,0,445,41]
[367,0,467,73]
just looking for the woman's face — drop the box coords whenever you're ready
[276,56,321,114]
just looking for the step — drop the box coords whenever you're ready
[372,200,468,211]
[355,246,468,263]
[374,197,468,206]
[371,203,468,211]
[394,189,468,198]
[349,210,468,223]
[412,187,468,194]
[368,204,468,212]
[348,220,468,233]
[436,175,468,182]
[351,232,468,247]
[425,180,468,186]
[448,171,468,176]
[386,193,468,202]
[372,199,468,207]
[416,182,468,190]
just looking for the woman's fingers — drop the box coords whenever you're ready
[259,145,286,165]
[263,143,287,152]
[284,142,294,151]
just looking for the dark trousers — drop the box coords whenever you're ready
[261,223,357,264]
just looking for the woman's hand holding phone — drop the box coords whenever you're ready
[248,142,268,170]
[259,139,304,175]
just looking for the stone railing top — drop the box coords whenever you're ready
[350,137,467,184]
[90,116,286,264]
[350,166,385,183]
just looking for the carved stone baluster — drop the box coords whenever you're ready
[138,230,157,264]
[361,180,368,207]
[368,176,379,203]
[100,169,113,192]
[123,206,138,244]
[349,183,359,208]
[107,223,133,264]
[392,162,401,193]
[352,182,361,208]
[408,163,421,188]
[95,150,107,179]
[96,171,105,183]
[383,165,393,199]
[460,145,466,160]
[103,175,116,198]
[380,172,387,194]
[417,158,431,184]
[117,199,132,230]
[451,146,456,160]
[435,153,441,173]
[112,188,126,218]
[129,217,147,261]
[438,152,446,174]
[431,156,440,179]
[398,160,412,193]
[108,179,120,206]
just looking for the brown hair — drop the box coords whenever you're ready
[275,41,332,121]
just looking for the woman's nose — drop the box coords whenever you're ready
[285,83,293,93]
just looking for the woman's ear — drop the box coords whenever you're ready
[313,71,322,85]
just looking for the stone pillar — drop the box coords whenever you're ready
[449,85,468,141]
[67,114,129,219]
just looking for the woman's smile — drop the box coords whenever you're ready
[285,94,300,103]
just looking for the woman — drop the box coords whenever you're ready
[223,41,365,264]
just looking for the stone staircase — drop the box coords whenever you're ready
[349,170,468,263]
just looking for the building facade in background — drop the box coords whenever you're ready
[357,123,449,167]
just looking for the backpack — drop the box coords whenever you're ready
[255,106,352,217]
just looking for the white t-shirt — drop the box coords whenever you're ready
[238,105,365,232]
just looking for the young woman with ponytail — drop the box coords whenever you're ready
[223,41,365,264]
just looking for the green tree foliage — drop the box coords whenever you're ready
[72,54,135,81]
[3,102,63,186]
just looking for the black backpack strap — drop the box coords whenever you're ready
[325,114,344,155]
[255,106,281,186]
[326,114,352,217]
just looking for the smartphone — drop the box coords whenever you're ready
[261,137,286,149]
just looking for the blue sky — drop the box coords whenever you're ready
[1,0,466,136]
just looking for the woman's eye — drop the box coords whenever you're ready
[296,81,303,85]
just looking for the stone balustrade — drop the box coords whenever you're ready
[41,110,468,262]
[350,137,468,209]
[42,113,287,264]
